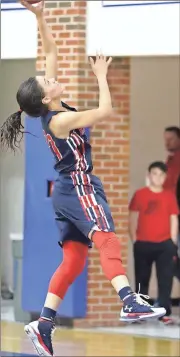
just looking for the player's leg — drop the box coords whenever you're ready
[63,174,166,323]
[134,241,154,295]
[25,230,88,357]
[43,240,88,317]
[91,231,166,322]
[52,174,166,325]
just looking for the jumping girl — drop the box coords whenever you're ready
[0,1,165,356]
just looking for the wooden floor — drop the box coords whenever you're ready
[1,321,179,357]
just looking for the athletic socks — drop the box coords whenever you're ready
[118,286,134,301]
[40,307,56,322]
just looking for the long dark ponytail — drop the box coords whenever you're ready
[0,110,24,152]
[0,77,48,152]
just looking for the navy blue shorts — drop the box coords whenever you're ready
[52,172,115,247]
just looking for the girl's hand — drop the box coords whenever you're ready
[89,54,112,79]
[20,0,44,18]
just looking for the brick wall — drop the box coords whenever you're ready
[37,0,130,327]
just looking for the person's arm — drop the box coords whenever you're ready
[21,0,57,79]
[170,215,178,245]
[37,16,57,79]
[49,55,113,138]
[128,192,140,242]
[129,211,139,242]
[168,191,180,245]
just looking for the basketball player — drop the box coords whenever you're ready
[0,1,165,356]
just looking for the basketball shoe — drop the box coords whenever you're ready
[120,292,166,322]
[24,320,55,356]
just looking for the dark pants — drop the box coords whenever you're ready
[174,234,180,280]
[134,239,177,316]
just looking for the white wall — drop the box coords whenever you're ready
[1,3,37,59]
[87,1,180,56]
[129,56,180,297]
[0,60,35,289]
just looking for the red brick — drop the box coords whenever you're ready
[66,40,85,46]
[55,41,64,46]
[100,313,118,319]
[104,176,120,183]
[86,313,101,319]
[92,305,110,312]
[101,282,111,289]
[46,18,57,23]
[88,298,100,304]
[73,32,86,38]
[102,297,119,304]
[58,32,70,38]
[51,9,64,16]
[58,48,71,54]
[88,266,101,274]
[88,282,100,289]
[73,47,85,54]
[90,274,105,281]
[74,1,86,7]
[51,25,65,31]
[66,8,86,15]
[93,290,110,296]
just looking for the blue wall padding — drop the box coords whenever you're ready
[22,116,88,317]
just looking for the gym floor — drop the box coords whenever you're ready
[1,319,180,357]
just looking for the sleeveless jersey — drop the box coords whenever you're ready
[41,102,93,174]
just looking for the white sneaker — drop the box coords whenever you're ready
[24,320,55,356]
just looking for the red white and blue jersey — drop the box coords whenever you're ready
[41,102,115,241]
[41,102,93,174]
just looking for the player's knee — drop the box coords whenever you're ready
[93,231,122,258]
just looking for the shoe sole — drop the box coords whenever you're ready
[24,325,52,356]
[120,310,165,323]
[159,320,176,326]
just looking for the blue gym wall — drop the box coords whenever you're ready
[22,116,88,318]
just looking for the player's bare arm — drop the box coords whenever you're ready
[49,55,113,138]
[21,0,58,79]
